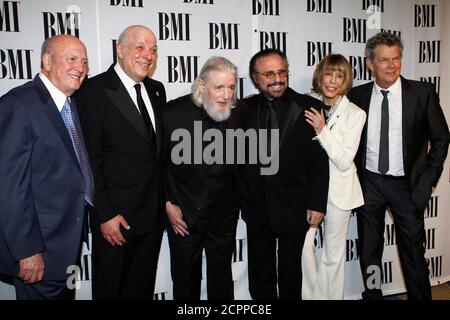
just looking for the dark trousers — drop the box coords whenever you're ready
[91,223,163,300]
[357,170,431,300]
[167,179,239,300]
[14,278,73,300]
[246,223,305,300]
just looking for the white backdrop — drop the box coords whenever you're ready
[0,0,449,300]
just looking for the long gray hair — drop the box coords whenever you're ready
[191,56,237,107]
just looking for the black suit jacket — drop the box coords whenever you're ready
[240,88,329,233]
[77,65,167,235]
[348,76,450,210]
[162,94,244,228]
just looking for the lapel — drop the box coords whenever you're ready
[400,76,412,163]
[104,66,151,144]
[255,95,266,130]
[187,102,209,175]
[34,76,80,169]
[143,78,162,155]
[253,89,303,148]
[359,82,374,167]
[326,95,348,130]
[280,89,302,148]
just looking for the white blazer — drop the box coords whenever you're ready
[314,95,366,210]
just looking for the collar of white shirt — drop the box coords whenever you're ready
[373,76,402,98]
[39,73,68,112]
[114,63,142,91]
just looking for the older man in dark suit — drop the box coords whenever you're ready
[0,35,92,299]
[77,25,166,299]
[240,49,329,300]
[348,32,450,300]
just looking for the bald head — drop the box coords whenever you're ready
[41,35,88,96]
[118,25,155,45]
[116,25,157,82]
[41,35,85,68]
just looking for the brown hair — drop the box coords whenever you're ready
[312,54,353,96]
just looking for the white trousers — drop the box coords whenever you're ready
[301,201,352,300]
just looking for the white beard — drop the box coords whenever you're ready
[203,100,232,122]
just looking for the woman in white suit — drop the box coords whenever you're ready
[302,54,366,300]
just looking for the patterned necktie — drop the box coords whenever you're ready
[378,90,390,175]
[61,97,94,205]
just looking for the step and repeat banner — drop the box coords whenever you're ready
[1,0,449,300]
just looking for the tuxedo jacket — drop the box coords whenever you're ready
[314,95,366,210]
[162,94,244,228]
[0,76,87,280]
[348,77,450,210]
[240,88,329,233]
[77,65,167,235]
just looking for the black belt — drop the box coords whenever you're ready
[365,170,405,181]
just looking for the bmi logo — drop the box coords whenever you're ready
[257,30,288,54]
[419,40,440,63]
[233,239,245,263]
[0,1,20,32]
[158,12,191,41]
[414,4,436,27]
[111,39,118,64]
[381,28,402,38]
[420,76,440,97]
[315,225,324,249]
[154,292,168,300]
[425,227,436,250]
[183,0,214,3]
[427,255,442,278]
[346,238,359,262]
[110,0,143,7]
[236,77,245,100]
[362,0,384,12]
[306,0,332,13]
[349,56,372,81]
[384,223,396,246]
[425,196,439,219]
[381,261,393,284]
[252,0,280,16]
[307,41,332,66]
[343,18,367,43]
[167,56,199,83]
[209,23,239,50]
[0,48,32,79]
[42,11,80,40]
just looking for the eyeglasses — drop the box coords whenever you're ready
[255,69,289,79]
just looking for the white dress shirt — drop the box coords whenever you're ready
[114,63,157,132]
[39,73,68,112]
[366,77,404,176]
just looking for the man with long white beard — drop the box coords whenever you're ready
[162,56,244,300]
